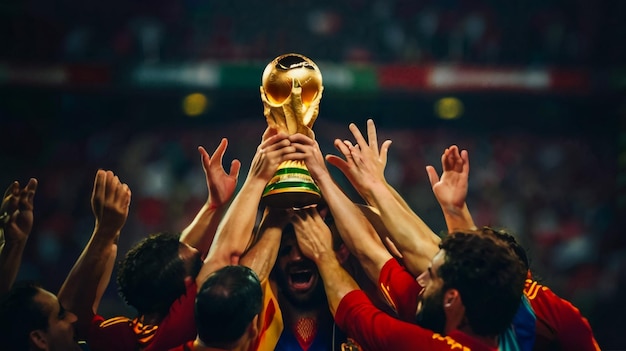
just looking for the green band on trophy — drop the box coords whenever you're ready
[273,168,313,176]
[263,181,321,195]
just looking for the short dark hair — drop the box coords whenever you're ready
[195,265,263,348]
[0,281,47,351]
[438,228,526,336]
[117,232,187,317]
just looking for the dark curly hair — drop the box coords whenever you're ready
[117,232,188,318]
[489,227,530,270]
[438,228,526,337]
[195,265,263,348]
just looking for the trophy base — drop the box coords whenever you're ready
[262,160,321,208]
[262,188,322,209]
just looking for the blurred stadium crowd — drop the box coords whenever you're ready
[1,0,624,66]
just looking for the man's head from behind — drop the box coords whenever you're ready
[0,282,81,351]
[195,265,263,349]
[490,227,530,271]
[415,228,526,337]
[117,232,203,319]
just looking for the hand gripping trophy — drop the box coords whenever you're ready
[260,53,324,208]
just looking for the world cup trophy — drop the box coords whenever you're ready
[260,53,324,208]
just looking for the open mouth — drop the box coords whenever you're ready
[288,269,314,291]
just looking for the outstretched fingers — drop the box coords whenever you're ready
[2,182,19,213]
[2,181,19,204]
[425,165,440,188]
[23,178,38,206]
[366,119,379,154]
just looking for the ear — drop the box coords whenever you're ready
[29,329,48,350]
[248,314,260,340]
[334,243,350,264]
[443,288,465,334]
[443,289,461,309]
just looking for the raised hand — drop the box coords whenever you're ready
[0,178,37,293]
[199,128,302,286]
[425,145,469,212]
[425,145,476,232]
[287,133,329,182]
[248,129,301,182]
[289,206,334,262]
[326,119,392,199]
[58,170,131,339]
[1,178,38,245]
[198,138,241,209]
[289,206,360,316]
[91,170,131,239]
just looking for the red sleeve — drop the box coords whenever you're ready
[145,280,198,351]
[88,280,197,351]
[525,280,600,351]
[88,315,138,351]
[335,290,469,351]
[378,258,422,322]
[167,340,194,351]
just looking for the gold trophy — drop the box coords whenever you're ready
[260,53,324,208]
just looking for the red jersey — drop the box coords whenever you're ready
[377,258,538,351]
[378,258,421,322]
[89,280,198,351]
[336,290,498,351]
[524,276,600,351]
[168,341,194,351]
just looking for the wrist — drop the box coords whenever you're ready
[1,233,28,248]
[92,225,122,243]
[243,177,271,195]
[442,204,465,217]
[312,250,339,267]
[317,255,343,276]
[310,171,334,190]
[206,202,222,211]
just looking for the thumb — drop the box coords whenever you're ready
[229,159,242,178]
[326,155,349,174]
[425,166,440,188]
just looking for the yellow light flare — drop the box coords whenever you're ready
[183,93,209,117]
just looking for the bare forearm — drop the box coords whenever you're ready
[240,225,282,282]
[0,239,27,293]
[315,173,391,283]
[59,237,116,305]
[93,245,117,311]
[58,231,117,336]
[198,178,266,284]
[365,182,440,276]
[316,256,360,316]
[441,202,477,233]
[180,203,227,255]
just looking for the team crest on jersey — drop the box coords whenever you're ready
[341,337,362,351]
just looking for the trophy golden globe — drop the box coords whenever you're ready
[260,53,324,208]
